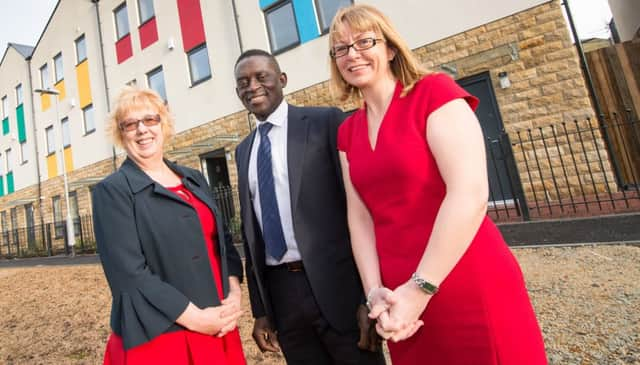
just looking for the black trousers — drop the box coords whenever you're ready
[266,266,385,365]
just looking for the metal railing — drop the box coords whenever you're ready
[0,188,242,259]
[0,215,96,259]
[487,115,640,222]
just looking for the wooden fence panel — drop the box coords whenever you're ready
[586,40,640,186]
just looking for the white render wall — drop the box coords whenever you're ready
[0,46,38,190]
[29,0,112,177]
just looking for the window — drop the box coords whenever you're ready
[315,0,352,32]
[53,53,64,83]
[138,0,155,24]
[265,2,300,53]
[45,126,56,155]
[61,117,71,147]
[52,195,64,239]
[114,3,130,40]
[69,191,81,237]
[82,104,95,133]
[40,63,50,89]
[4,148,13,174]
[1,212,8,244]
[10,208,18,245]
[1,96,7,118]
[147,67,167,101]
[19,141,28,164]
[75,35,87,63]
[188,44,212,85]
[5,148,12,173]
[15,84,23,105]
[0,153,3,175]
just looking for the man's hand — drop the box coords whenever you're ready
[357,304,382,352]
[252,316,281,353]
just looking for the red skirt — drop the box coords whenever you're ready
[103,329,245,365]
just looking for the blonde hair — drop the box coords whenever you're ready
[328,4,428,102]
[107,87,175,148]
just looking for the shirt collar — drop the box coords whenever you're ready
[256,99,288,129]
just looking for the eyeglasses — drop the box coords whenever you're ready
[119,114,161,132]
[330,38,385,58]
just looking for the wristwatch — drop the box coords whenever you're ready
[411,272,439,295]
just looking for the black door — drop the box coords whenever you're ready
[201,149,235,226]
[457,72,515,203]
[25,203,36,249]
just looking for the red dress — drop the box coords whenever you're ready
[337,74,547,364]
[103,184,246,365]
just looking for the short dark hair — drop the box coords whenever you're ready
[234,49,281,73]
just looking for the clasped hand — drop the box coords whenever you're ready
[367,281,431,342]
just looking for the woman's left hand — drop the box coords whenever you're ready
[217,276,243,337]
[384,280,430,342]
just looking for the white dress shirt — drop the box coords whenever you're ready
[248,100,302,265]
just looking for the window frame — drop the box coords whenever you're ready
[15,84,23,105]
[114,2,131,41]
[137,0,155,25]
[187,43,212,86]
[75,35,87,64]
[314,0,353,34]
[82,104,95,135]
[1,96,7,118]
[264,1,301,55]
[53,52,64,83]
[146,66,167,101]
[45,125,56,155]
[19,141,28,165]
[40,63,50,89]
[61,117,71,148]
[5,148,13,173]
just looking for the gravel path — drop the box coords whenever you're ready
[0,244,638,364]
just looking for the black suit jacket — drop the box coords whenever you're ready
[236,104,362,333]
[93,158,243,350]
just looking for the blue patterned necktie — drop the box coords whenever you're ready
[257,122,288,261]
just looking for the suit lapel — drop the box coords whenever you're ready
[287,105,309,213]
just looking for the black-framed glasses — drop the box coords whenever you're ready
[119,114,161,132]
[330,38,385,58]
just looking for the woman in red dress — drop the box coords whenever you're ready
[93,87,245,364]
[328,4,547,364]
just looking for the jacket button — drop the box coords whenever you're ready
[192,255,200,260]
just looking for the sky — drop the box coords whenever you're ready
[0,0,615,58]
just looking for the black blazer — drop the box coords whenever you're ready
[93,158,243,350]
[236,104,362,333]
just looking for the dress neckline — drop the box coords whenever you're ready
[363,81,403,152]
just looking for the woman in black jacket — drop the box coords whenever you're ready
[93,87,245,364]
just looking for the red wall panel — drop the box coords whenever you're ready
[177,0,206,52]
[116,34,133,64]
[139,17,159,50]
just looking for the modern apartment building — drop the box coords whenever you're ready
[0,0,609,254]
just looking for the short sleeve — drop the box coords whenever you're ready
[337,113,357,152]
[420,73,479,116]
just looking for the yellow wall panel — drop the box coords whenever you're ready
[54,80,66,100]
[64,147,74,172]
[47,154,58,178]
[76,60,92,108]
[41,93,51,112]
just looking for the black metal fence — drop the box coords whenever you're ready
[0,215,96,259]
[487,115,640,222]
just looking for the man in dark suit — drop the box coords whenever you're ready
[234,49,384,365]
